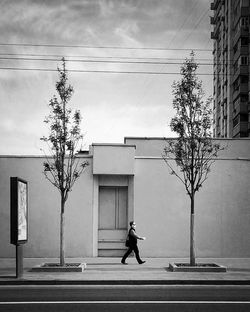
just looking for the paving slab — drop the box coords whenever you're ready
[0,257,250,285]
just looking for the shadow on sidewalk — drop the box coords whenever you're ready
[86,263,122,266]
[228,268,250,273]
[0,275,16,279]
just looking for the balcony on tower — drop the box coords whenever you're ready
[210,0,221,11]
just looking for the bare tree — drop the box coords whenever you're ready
[162,53,224,266]
[41,58,88,266]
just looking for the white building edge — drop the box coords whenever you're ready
[0,137,250,258]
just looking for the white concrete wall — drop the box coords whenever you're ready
[0,156,94,258]
[133,157,250,258]
[127,138,250,258]
[0,138,250,258]
[92,144,135,175]
[125,137,250,159]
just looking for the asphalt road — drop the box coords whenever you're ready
[1,284,250,301]
[1,285,250,312]
[1,301,250,312]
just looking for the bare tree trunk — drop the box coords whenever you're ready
[60,194,65,266]
[190,194,195,266]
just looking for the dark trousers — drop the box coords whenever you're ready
[121,244,143,264]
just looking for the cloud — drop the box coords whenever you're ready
[1,118,16,132]
[98,0,115,17]
[1,0,99,44]
[0,0,213,154]
[114,21,140,46]
[83,100,174,145]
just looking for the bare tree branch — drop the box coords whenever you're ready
[40,58,89,265]
[162,53,225,266]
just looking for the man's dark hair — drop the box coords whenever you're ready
[129,221,134,226]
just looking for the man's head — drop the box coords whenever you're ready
[130,221,136,229]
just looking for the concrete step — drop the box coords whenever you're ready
[98,240,125,249]
[98,249,126,257]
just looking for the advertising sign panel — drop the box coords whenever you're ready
[10,177,28,245]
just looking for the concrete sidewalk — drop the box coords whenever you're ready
[1,257,250,284]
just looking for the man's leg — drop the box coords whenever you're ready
[133,245,144,264]
[121,247,133,264]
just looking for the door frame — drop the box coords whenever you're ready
[92,175,134,256]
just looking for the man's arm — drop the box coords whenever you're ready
[130,229,146,240]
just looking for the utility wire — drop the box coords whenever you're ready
[133,5,212,110]
[0,55,235,66]
[0,56,216,66]
[168,0,200,48]
[0,52,214,61]
[181,8,210,46]
[0,42,212,51]
[0,66,224,75]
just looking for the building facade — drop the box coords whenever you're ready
[0,137,250,259]
[211,0,250,138]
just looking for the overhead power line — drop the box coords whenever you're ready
[0,56,216,66]
[0,66,217,75]
[0,55,234,66]
[168,0,200,48]
[0,42,212,52]
[0,52,214,61]
[181,8,210,46]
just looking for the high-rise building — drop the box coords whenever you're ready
[211,0,250,137]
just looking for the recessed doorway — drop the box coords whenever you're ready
[98,186,128,256]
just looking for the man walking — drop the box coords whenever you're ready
[121,221,146,265]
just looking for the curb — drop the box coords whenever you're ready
[1,279,250,286]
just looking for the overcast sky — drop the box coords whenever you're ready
[0,0,213,155]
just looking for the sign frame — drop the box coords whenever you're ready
[10,177,28,245]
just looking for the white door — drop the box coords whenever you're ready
[98,187,128,256]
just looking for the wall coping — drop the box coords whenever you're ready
[0,155,92,159]
[124,136,250,141]
[92,143,136,148]
[135,156,250,161]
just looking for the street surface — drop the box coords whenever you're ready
[1,300,250,312]
[0,284,250,311]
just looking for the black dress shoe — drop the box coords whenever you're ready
[121,261,128,265]
[139,261,146,264]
